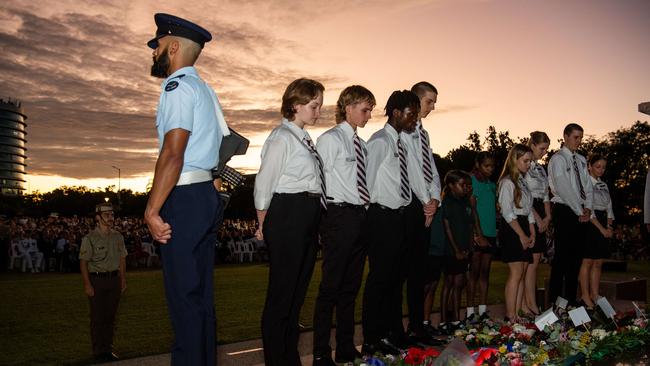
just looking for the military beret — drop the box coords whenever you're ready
[147,13,212,49]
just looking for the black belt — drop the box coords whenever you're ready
[90,270,120,278]
[275,192,321,199]
[371,203,406,213]
[327,202,365,209]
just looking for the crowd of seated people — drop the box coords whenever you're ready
[1,214,646,272]
[0,216,270,272]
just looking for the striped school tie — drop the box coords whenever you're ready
[397,137,410,201]
[353,132,370,204]
[572,154,586,200]
[303,137,328,210]
[418,124,434,184]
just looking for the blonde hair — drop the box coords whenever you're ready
[335,85,376,123]
[498,144,532,208]
[280,78,324,120]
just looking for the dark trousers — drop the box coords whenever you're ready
[549,203,586,306]
[88,275,121,356]
[160,182,220,366]
[313,204,367,357]
[362,204,406,345]
[262,193,321,366]
[403,199,429,333]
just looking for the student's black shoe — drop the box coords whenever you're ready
[94,352,119,362]
[377,338,402,355]
[361,343,378,356]
[423,322,442,337]
[438,322,453,335]
[313,355,337,366]
[334,348,363,363]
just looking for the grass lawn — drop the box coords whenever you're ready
[1,260,648,366]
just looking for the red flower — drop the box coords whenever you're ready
[499,325,513,335]
[474,348,498,365]
[404,347,440,364]
[423,348,441,357]
[404,347,425,364]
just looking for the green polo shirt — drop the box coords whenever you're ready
[429,208,447,256]
[471,175,497,237]
[79,227,127,272]
[441,194,474,253]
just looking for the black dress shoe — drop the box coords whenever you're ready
[577,299,595,310]
[377,338,402,355]
[361,343,380,356]
[335,348,363,363]
[313,355,337,366]
[94,352,119,362]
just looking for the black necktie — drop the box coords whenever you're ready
[572,154,586,200]
[397,137,410,201]
[353,133,370,204]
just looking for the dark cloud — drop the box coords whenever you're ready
[0,5,343,180]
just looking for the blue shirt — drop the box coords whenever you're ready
[156,66,223,173]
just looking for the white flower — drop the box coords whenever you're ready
[592,329,608,341]
[512,341,523,351]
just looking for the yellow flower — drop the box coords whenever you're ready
[499,345,507,354]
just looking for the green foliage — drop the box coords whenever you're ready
[0,187,149,217]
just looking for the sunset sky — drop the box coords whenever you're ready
[1,0,648,193]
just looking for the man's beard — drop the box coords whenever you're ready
[150,48,170,78]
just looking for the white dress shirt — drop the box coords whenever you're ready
[525,161,550,202]
[548,146,594,215]
[400,121,442,203]
[366,123,412,209]
[316,121,367,205]
[498,175,536,224]
[254,119,323,210]
[590,176,614,220]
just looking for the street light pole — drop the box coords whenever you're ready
[111,165,121,206]
[111,165,121,192]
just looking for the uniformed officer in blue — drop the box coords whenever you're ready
[145,13,229,366]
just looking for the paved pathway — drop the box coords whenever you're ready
[101,304,507,366]
[102,300,643,366]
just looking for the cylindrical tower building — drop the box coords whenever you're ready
[0,98,27,195]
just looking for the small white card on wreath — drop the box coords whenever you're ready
[535,307,559,331]
[478,304,487,315]
[555,296,568,309]
[596,297,616,319]
[466,307,475,317]
[568,306,591,327]
[633,301,646,319]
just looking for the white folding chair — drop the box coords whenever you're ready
[8,242,25,271]
[242,239,255,262]
[142,242,159,267]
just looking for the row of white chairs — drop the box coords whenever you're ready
[224,238,265,263]
[7,243,45,272]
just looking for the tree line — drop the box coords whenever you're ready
[2,121,647,225]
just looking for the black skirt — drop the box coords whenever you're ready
[500,215,533,263]
[531,198,548,254]
[583,210,610,259]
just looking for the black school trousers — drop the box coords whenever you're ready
[261,193,321,366]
